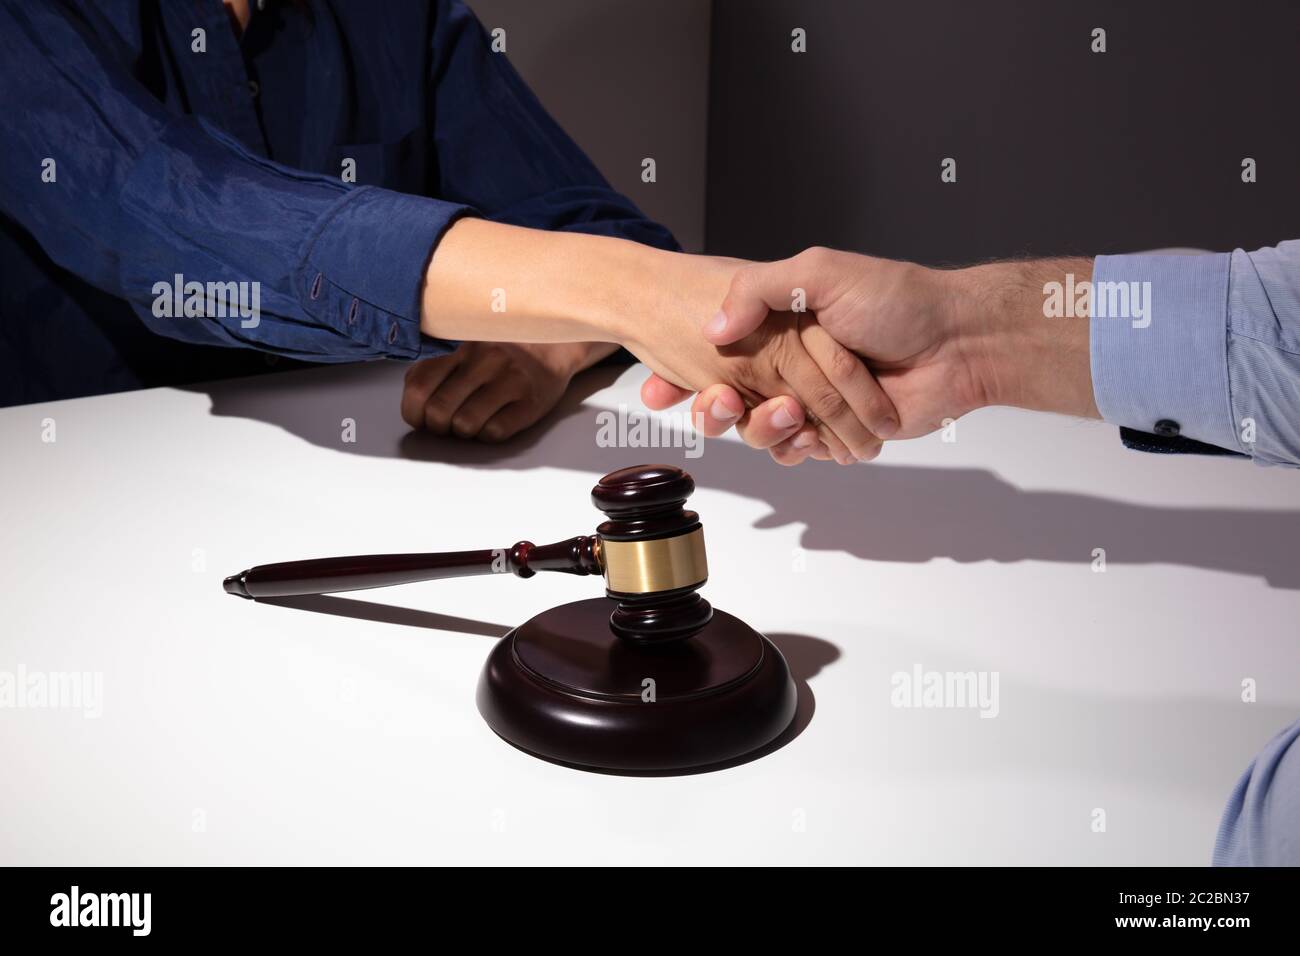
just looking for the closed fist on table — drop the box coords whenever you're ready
[401,341,612,443]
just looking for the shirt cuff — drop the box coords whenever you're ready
[1090,252,1239,453]
[300,186,472,359]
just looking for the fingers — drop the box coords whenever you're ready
[710,250,835,346]
[647,357,884,465]
[445,380,518,438]
[769,432,821,467]
[798,322,899,446]
[401,353,460,428]
[643,375,747,440]
[772,339,877,463]
[478,400,542,443]
[687,384,747,438]
[418,352,506,435]
[643,374,879,467]
[640,372,693,411]
[731,395,805,448]
[657,379,822,457]
[404,343,583,444]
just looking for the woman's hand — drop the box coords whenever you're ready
[616,253,899,464]
[419,220,895,460]
[401,341,614,442]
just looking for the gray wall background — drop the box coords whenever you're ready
[473,1,1299,264]
[705,0,1300,263]
[470,0,712,252]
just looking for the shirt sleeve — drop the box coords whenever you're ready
[0,1,469,362]
[1090,244,1300,467]
[428,0,678,252]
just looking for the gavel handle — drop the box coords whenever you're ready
[223,535,601,599]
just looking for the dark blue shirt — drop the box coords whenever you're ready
[0,0,673,405]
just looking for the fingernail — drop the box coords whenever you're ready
[792,431,816,449]
[772,404,798,430]
[877,418,899,439]
[706,310,729,336]
[710,399,740,422]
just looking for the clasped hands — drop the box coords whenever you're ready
[636,249,987,466]
[405,221,1096,457]
[627,247,1096,464]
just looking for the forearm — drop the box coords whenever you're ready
[421,219,655,346]
[420,218,740,393]
[948,258,1100,419]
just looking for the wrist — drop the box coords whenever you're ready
[946,258,1099,418]
[608,249,738,383]
[594,245,710,353]
[575,340,621,371]
[536,235,686,351]
[535,341,619,379]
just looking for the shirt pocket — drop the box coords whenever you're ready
[330,128,427,192]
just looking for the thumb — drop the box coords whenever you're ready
[708,255,826,345]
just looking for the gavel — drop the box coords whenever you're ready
[223,465,796,772]
[224,464,714,644]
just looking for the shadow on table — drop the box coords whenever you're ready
[251,592,1292,794]
[258,594,511,638]
[193,362,1300,591]
[873,631,1297,801]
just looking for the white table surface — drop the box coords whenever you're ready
[2,360,1297,865]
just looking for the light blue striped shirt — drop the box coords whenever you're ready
[1093,246,1300,864]
[1091,243,1300,467]
[1213,718,1300,865]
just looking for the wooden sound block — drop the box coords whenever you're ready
[477,597,797,772]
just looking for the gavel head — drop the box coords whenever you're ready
[591,465,713,645]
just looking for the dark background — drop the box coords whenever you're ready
[474,0,711,250]
[705,0,1300,263]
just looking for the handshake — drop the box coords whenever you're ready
[405,221,1099,462]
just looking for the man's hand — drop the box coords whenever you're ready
[419,220,899,464]
[618,252,899,464]
[401,341,613,442]
[643,248,1099,464]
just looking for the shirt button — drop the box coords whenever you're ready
[247,80,260,98]
[1153,419,1180,437]
[348,299,359,326]
[257,0,266,9]
[387,323,399,345]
